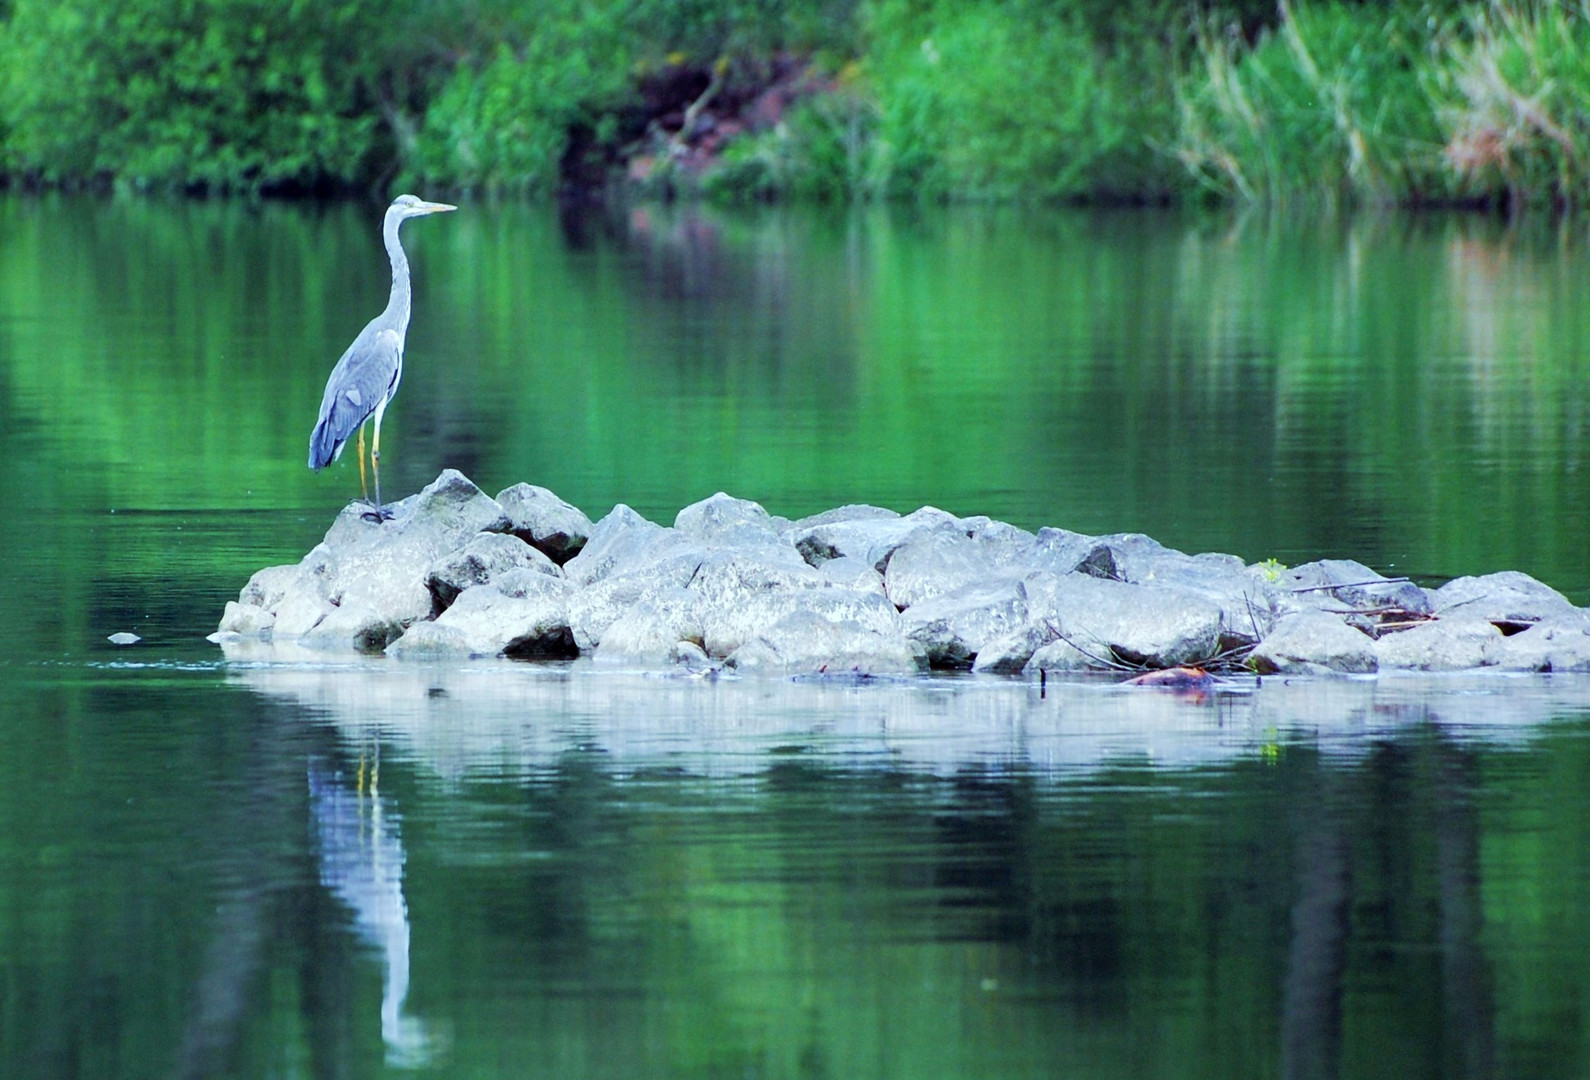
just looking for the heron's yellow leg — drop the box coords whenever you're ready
[371,399,387,512]
[357,423,369,503]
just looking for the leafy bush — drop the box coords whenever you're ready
[0,0,452,192]
[1175,4,1454,206]
[1436,0,1590,208]
[862,0,1179,201]
[406,5,637,195]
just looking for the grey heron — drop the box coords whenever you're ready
[308,194,456,521]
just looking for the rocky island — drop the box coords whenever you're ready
[214,470,1590,677]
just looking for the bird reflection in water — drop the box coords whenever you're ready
[310,749,442,1067]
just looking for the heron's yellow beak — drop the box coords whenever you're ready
[421,201,457,214]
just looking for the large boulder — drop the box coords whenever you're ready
[700,585,904,659]
[425,532,559,609]
[723,610,928,676]
[1024,573,1225,669]
[883,529,996,610]
[1374,617,1503,671]
[592,590,705,666]
[675,492,784,551]
[1490,613,1590,672]
[390,569,574,659]
[219,470,508,646]
[495,483,593,564]
[791,507,960,572]
[1277,559,1432,633]
[562,504,670,588]
[567,551,705,651]
[1249,612,1377,675]
[899,576,1030,668]
[1431,571,1580,630]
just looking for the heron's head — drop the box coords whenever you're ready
[389,194,456,219]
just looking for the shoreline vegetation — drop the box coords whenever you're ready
[1,0,1587,209]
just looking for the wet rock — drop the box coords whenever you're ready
[1431,571,1579,630]
[301,602,406,654]
[1025,573,1225,670]
[107,632,141,645]
[562,504,669,588]
[971,620,1061,674]
[1023,636,1107,674]
[1374,617,1502,672]
[382,621,474,658]
[425,533,558,610]
[593,590,704,665]
[899,576,1029,668]
[495,483,593,564]
[1250,612,1377,675]
[701,585,904,659]
[884,529,995,610]
[218,600,276,637]
[1279,559,1432,630]
[397,573,574,658]
[723,610,928,676]
[1490,613,1590,672]
[816,555,887,593]
[782,504,900,533]
[791,507,959,572]
[675,492,783,551]
[568,551,705,650]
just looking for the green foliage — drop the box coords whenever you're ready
[704,81,877,201]
[1176,4,1453,206]
[860,0,1179,201]
[1435,0,1590,208]
[406,5,637,195]
[0,0,455,192]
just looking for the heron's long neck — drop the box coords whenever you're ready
[382,210,412,334]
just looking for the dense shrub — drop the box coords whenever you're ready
[0,0,460,192]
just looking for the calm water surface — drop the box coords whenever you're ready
[1,196,1589,1078]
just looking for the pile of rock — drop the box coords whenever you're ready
[214,470,1590,677]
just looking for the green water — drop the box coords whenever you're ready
[2,196,1590,1078]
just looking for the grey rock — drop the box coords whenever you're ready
[791,507,960,572]
[420,575,575,658]
[562,504,668,588]
[899,576,1030,668]
[425,532,558,610]
[300,602,406,654]
[783,504,900,533]
[593,590,704,665]
[1025,573,1225,669]
[701,586,905,659]
[315,470,512,633]
[675,492,781,549]
[218,600,276,637]
[1374,617,1503,671]
[239,563,303,610]
[1432,571,1579,629]
[964,518,1040,568]
[1279,559,1432,623]
[1026,527,1098,576]
[107,632,140,645]
[383,621,474,658]
[884,529,996,610]
[568,551,705,650]
[724,610,928,676]
[972,620,1062,674]
[272,586,334,639]
[1491,613,1590,672]
[1250,612,1377,675]
[816,555,887,593]
[1023,636,1109,674]
[495,483,593,564]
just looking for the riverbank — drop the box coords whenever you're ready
[214,470,1590,677]
[4,1,1589,209]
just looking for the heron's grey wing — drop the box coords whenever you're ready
[308,327,403,469]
